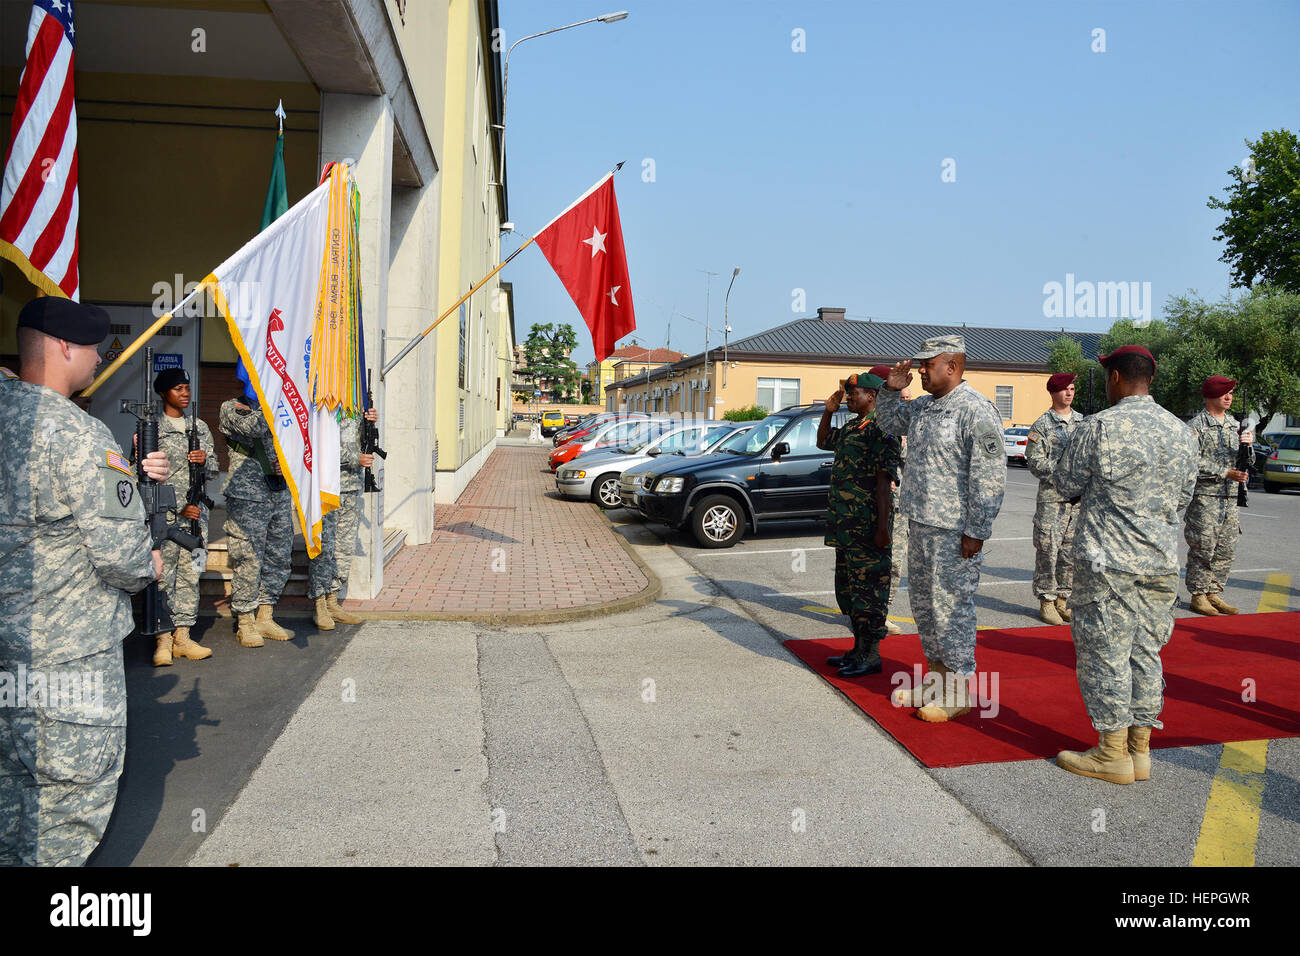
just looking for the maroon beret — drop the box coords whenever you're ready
[1202,375,1237,399]
[1098,344,1156,373]
[868,365,892,380]
[1046,372,1077,393]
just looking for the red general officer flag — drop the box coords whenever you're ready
[535,173,636,362]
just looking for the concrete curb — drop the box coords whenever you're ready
[336,502,663,626]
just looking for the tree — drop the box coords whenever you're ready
[1046,337,1105,415]
[1206,129,1300,293]
[521,322,581,402]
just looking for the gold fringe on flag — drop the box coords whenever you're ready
[309,162,363,413]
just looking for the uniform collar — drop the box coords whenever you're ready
[1115,394,1154,406]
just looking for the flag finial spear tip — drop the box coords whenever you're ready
[613,161,625,173]
[274,99,286,133]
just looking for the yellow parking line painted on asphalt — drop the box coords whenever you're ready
[1258,573,1291,613]
[1192,740,1269,867]
[802,605,842,616]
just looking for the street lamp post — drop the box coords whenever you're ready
[492,11,629,191]
[722,267,739,389]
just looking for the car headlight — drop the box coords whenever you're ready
[656,476,685,493]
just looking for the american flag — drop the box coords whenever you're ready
[0,0,79,300]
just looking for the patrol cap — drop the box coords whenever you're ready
[1098,344,1156,373]
[1202,375,1237,399]
[845,372,884,391]
[154,367,191,394]
[1046,372,1077,393]
[868,364,892,379]
[913,334,966,360]
[17,296,110,345]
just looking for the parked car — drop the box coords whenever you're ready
[1003,426,1031,466]
[620,423,753,515]
[636,404,850,548]
[553,412,641,447]
[1261,433,1300,493]
[557,420,737,508]
[540,410,567,437]
[549,416,672,472]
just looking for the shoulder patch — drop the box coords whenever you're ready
[100,467,141,520]
[1026,433,1039,442]
[980,433,1002,457]
[105,450,133,476]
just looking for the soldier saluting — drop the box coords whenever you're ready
[1025,372,1086,625]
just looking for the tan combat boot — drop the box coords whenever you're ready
[891,659,931,708]
[256,604,294,641]
[1056,730,1135,784]
[1128,726,1152,782]
[153,631,174,667]
[1189,594,1220,616]
[326,592,363,624]
[1039,599,1065,626]
[917,660,973,723]
[313,595,335,631]
[885,620,902,635]
[235,612,264,648]
[1055,597,1072,623]
[171,626,212,661]
[1208,595,1239,615]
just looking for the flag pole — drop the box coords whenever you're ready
[82,280,211,397]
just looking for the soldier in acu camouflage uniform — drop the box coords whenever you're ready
[817,373,901,678]
[220,397,295,647]
[1,298,168,866]
[151,368,217,665]
[1184,375,1253,616]
[307,407,377,629]
[1026,372,1086,625]
[876,335,1006,722]
[1052,345,1198,785]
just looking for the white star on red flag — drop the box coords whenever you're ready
[582,226,607,257]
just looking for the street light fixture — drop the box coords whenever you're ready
[492,12,630,192]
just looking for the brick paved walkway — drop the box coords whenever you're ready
[344,444,655,621]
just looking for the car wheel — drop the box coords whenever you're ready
[592,474,623,509]
[691,495,745,548]
[1264,480,1281,493]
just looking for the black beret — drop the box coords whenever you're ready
[154,367,190,394]
[17,296,109,345]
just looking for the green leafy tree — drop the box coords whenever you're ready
[723,403,769,422]
[522,322,581,402]
[1207,129,1300,293]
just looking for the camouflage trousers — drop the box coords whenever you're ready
[0,645,126,866]
[308,490,362,599]
[1184,494,1240,595]
[225,489,294,614]
[1032,498,1078,600]
[1068,563,1177,732]
[888,486,909,609]
[908,521,983,676]
[834,545,891,637]
[160,511,208,628]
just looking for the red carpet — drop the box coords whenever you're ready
[785,612,1300,768]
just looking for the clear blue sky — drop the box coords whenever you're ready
[498,0,1299,366]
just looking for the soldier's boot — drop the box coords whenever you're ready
[838,619,883,678]
[885,619,903,635]
[826,618,855,669]
[1055,597,1072,623]
[1190,594,1220,616]
[891,659,932,708]
[256,604,294,641]
[1208,595,1239,615]
[1056,730,1135,784]
[1039,598,1065,626]
[236,612,264,648]
[917,661,973,723]
[313,596,336,631]
[171,626,212,661]
[153,631,174,667]
[1128,726,1152,782]
[326,592,363,624]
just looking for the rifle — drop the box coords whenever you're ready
[186,406,215,544]
[1236,390,1251,508]
[122,348,201,636]
[362,369,386,493]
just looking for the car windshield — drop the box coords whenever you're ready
[1278,435,1300,451]
[1005,428,1029,436]
[727,416,790,455]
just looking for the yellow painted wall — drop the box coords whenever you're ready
[0,70,319,359]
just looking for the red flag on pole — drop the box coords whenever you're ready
[534,173,636,362]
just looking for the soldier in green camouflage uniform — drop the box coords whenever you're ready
[868,367,908,635]
[817,373,900,678]
[1052,346,1198,785]
[220,398,295,647]
[877,336,1007,721]
[1184,375,1254,616]
[1026,373,1086,625]
[307,409,375,628]
[152,368,217,665]
[1,298,165,866]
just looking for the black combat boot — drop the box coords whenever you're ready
[838,617,882,678]
[826,618,854,668]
